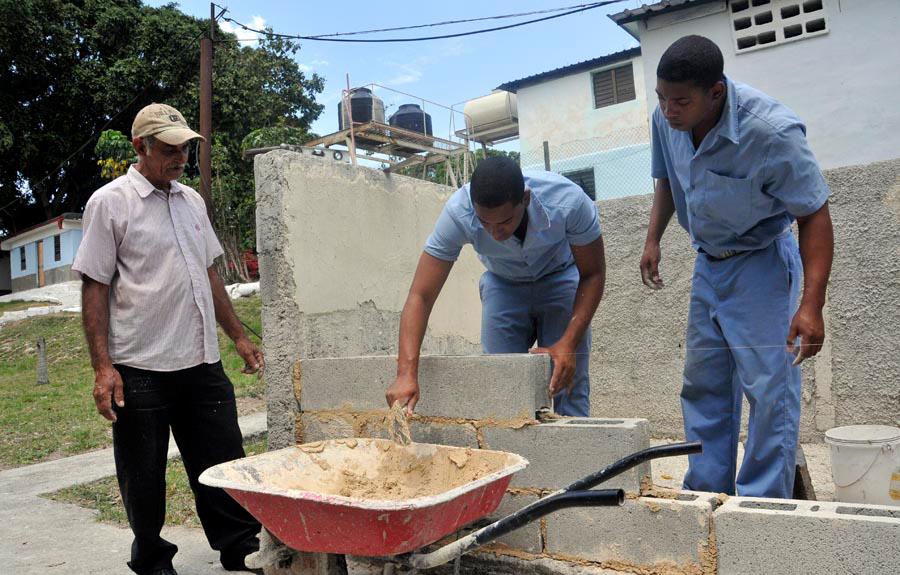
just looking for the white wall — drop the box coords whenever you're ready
[274,154,484,344]
[634,0,900,169]
[10,243,37,279]
[517,56,649,157]
[42,229,82,271]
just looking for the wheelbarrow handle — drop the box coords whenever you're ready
[403,441,702,570]
[566,440,702,492]
[404,489,624,570]
[473,488,624,546]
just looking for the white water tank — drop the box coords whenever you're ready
[461,91,518,144]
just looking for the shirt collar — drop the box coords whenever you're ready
[127,165,184,198]
[526,187,551,232]
[716,76,741,145]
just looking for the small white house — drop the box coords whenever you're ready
[497,47,653,200]
[610,0,900,169]
[0,214,83,293]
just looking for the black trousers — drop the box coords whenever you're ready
[112,362,261,575]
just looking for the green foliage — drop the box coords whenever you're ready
[0,1,324,241]
[94,130,136,179]
[241,126,319,152]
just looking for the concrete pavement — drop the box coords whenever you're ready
[0,412,266,575]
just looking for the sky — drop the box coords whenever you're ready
[147,1,646,153]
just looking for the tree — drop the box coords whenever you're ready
[94,130,136,180]
[0,0,324,260]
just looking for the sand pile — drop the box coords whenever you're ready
[261,439,513,501]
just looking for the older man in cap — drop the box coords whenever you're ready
[73,104,264,575]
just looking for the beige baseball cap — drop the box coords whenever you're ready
[132,103,204,145]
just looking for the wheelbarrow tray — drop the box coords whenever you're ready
[199,438,528,556]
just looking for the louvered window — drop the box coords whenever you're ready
[592,63,636,109]
[563,169,596,200]
[731,0,827,53]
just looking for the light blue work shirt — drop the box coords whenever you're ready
[651,77,829,258]
[424,171,601,282]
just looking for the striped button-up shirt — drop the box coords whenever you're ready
[72,166,224,371]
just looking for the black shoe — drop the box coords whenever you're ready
[149,569,178,575]
[221,537,263,574]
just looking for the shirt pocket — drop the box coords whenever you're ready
[700,170,755,235]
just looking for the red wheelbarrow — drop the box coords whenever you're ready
[199,438,701,572]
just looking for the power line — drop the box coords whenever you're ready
[304,2,618,39]
[220,0,626,44]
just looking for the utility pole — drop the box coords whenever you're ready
[199,2,215,223]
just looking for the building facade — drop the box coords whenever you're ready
[611,0,900,169]
[1,214,83,292]
[498,48,653,200]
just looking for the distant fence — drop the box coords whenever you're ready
[520,125,653,201]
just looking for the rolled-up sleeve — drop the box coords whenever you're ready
[72,192,121,284]
[423,204,469,262]
[565,191,602,246]
[763,124,830,217]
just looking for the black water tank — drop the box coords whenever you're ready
[388,104,433,136]
[337,88,385,130]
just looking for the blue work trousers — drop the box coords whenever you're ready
[681,234,802,498]
[479,265,590,416]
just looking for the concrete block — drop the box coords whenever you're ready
[409,420,478,448]
[299,354,551,419]
[545,493,717,569]
[358,418,479,448]
[716,497,900,575]
[300,412,478,448]
[481,418,651,490]
[299,413,355,443]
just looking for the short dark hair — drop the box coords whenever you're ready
[469,156,524,208]
[657,35,724,89]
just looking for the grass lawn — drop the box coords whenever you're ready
[0,300,56,313]
[0,295,264,469]
[46,437,268,528]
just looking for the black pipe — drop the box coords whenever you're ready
[402,441,703,570]
[565,441,702,492]
[473,489,623,547]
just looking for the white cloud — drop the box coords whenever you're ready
[298,59,330,74]
[220,15,267,45]
[383,62,424,86]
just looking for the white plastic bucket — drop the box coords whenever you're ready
[825,425,900,506]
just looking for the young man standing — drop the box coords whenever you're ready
[641,36,833,498]
[386,156,605,417]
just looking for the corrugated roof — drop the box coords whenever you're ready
[608,0,720,25]
[496,47,641,93]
